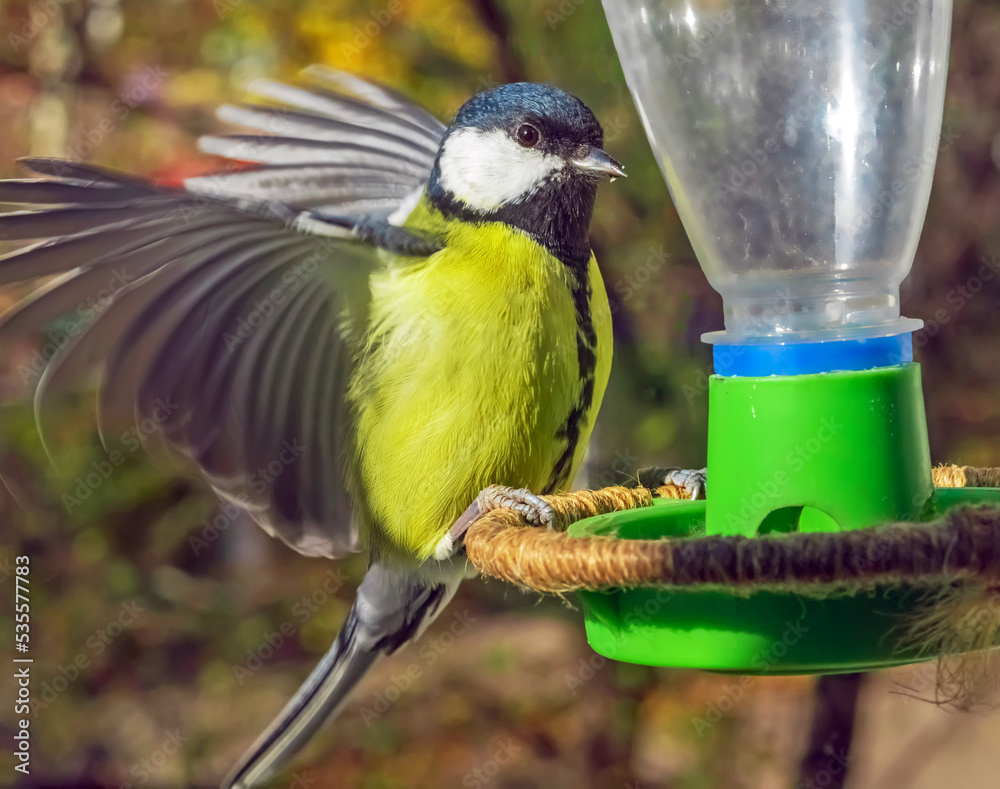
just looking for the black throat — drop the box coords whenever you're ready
[426,166,597,276]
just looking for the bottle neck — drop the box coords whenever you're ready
[702,278,922,347]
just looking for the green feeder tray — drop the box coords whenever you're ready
[570,363,1000,673]
[585,0,992,675]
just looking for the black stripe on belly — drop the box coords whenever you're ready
[545,268,598,493]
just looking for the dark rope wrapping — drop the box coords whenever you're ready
[667,506,1000,590]
[463,465,1000,594]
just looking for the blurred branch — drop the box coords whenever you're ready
[797,673,864,789]
[469,0,525,83]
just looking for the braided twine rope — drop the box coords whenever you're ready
[464,465,1000,595]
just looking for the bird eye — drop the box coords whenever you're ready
[516,124,540,147]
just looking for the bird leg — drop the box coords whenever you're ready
[636,466,707,501]
[475,485,556,527]
[437,471,706,561]
[436,485,556,560]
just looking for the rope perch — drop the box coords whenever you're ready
[464,465,1000,594]
[462,465,1000,708]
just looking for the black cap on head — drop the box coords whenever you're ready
[453,82,604,155]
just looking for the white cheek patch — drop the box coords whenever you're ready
[437,127,563,212]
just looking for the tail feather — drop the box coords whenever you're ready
[221,621,379,789]
[222,564,460,789]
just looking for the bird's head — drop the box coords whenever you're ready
[428,83,624,268]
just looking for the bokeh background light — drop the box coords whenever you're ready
[2,1,1000,787]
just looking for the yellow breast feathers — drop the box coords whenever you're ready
[348,211,612,563]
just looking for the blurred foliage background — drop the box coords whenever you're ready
[2,0,1000,787]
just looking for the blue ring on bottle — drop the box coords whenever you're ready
[713,333,913,377]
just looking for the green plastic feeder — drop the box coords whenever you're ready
[582,0,1000,672]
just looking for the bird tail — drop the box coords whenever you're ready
[222,563,460,789]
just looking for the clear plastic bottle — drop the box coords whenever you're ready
[603,0,952,345]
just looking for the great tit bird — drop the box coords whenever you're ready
[0,68,628,786]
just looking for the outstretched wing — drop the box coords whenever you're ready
[186,66,445,220]
[0,71,446,559]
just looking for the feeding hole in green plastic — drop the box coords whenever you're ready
[757,506,840,535]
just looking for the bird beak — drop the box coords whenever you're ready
[571,146,627,181]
